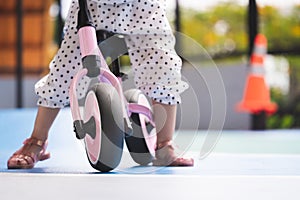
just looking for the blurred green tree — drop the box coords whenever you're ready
[174,2,300,128]
[177,2,300,58]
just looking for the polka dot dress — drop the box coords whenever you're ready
[35,0,188,108]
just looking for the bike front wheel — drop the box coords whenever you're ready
[84,83,124,172]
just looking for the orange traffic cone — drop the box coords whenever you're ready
[236,34,277,114]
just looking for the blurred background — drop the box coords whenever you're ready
[0,0,299,130]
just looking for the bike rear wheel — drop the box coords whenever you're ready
[124,89,156,165]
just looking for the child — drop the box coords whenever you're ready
[7,0,194,169]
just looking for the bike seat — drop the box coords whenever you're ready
[96,29,128,60]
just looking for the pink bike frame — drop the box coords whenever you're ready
[69,26,155,135]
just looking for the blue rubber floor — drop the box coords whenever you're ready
[1,108,300,199]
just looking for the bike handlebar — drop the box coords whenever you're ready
[77,0,94,29]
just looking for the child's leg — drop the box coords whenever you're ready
[7,106,59,169]
[152,100,176,145]
[31,106,60,141]
[152,101,194,166]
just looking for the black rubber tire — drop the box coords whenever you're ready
[85,83,124,172]
[124,89,155,165]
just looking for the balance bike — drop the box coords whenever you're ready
[69,0,156,172]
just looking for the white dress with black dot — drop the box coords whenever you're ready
[35,0,188,108]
